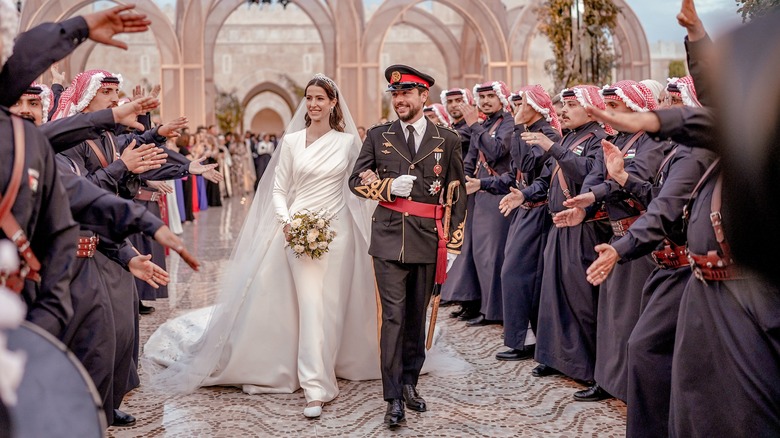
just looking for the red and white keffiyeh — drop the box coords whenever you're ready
[473,80,511,113]
[512,84,561,134]
[667,76,702,108]
[600,80,657,113]
[561,84,616,135]
[53,69,123,120]
[424,103,451,127]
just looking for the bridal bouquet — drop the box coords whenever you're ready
[283,210,336,260]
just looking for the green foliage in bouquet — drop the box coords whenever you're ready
[284,210,336,260]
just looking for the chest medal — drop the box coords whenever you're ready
[429,152,443,196]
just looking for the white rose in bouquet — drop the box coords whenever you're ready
[318,241,328,249]
[293,244,305,254]
[291,218,303,229]
[307,229,320,243]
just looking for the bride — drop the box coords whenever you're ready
[144,74,380,418]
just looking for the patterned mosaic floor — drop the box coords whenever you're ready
[110,195,627,437]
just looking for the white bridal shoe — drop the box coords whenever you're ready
[303,401,323,418]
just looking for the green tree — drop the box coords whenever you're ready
[537,0,621,90]
[668,60,687,78]
[215,88,244,134]
[736,0,780,21]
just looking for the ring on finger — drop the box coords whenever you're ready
[141,155,145,161]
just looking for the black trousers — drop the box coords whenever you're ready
[373,258,434,401]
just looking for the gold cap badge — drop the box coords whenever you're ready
[391,71,402,83]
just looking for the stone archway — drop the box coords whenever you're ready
[359,0,510,123]
[20,0,183,120]
[198,0,335,126]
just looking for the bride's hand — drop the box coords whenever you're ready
[359,169,379,185]
[284,224,291,241]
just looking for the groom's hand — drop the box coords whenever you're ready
[390,175,416,197]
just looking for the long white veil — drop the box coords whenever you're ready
[144,74,375,393]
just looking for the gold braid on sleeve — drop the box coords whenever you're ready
[354,178,394,202]
[446,216,465,253]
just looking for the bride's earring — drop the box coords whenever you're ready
[329,106,334,113]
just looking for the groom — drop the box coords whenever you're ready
[349,64,466,428]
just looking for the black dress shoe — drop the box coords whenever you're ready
[450,305,466,318]
[402,384,427,412]
[139,303,155,315]
[495,347,534,361]
[573,384,612,402]
[113,409,136,427]
[458,306,481,321]
[384,399,406,428]
[531,364,561,377]
[466,315,494,326]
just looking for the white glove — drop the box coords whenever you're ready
[390,175,417,197]
[446,253,458,272]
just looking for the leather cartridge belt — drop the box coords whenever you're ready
[584,209,609,223]
[686,250,744,282]
[77,236,99,258]
[610,215,641,237]
[651,244,689,270]
[521,200,548,210]
[135,187,161,202]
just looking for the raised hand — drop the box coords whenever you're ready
[520,131,554,151]
[150,84,162,99]
[111,96,159,131]
[128,253,168,289]
[586,244,619,285]
[120,140,167,174]
[602,139,629,186]
[562,191,596,209]
[50,63,65,85]
[188,157,219,175]
[145,179,173,194]
[498,187,525,217]
[82,5,151,50]
[552,207,586,228]
[131,84,144,101]
[460,102,479,126]
[465,176,481,195]
[158,116,189,138]
[585,106,660,134]
[677,0,706,41]
[202,168,224,184]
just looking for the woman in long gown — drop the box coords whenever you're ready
[144,74,380,418]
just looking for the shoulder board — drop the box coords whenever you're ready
[439,124,460,136]
[367,121,393,132]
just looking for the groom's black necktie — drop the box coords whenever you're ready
[406,125,416,159]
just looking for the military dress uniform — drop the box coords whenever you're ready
[349,66,466,414]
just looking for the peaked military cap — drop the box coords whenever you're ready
[384,64,435,91]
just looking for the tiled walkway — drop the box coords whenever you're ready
[111,195,626,437]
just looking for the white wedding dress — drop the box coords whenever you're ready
[144,129,381,402]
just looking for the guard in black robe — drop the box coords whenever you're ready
[529,86,609,382]
[0,108,78,337]
[579,130,667,402]
[600,143,715,437]
[459,82,514,323]
[56,154,166,427]
[479,94,560,359]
